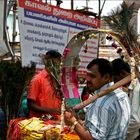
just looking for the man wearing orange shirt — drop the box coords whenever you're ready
[27,50,62,118]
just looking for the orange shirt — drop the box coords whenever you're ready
[28,69,61,117]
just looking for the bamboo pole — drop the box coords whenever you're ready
[74,74,133,111]
[71,0,73,10]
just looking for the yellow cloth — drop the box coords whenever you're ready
[17,117,80,140]
[18,117,51,140]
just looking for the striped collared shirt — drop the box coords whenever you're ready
[85,82,131,140]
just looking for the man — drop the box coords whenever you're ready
[27,50,62,118]
[64,58,131,140]
[111,58,131,86]
[112,58,140,140]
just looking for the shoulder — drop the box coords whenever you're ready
[134,78,140,90]
[95,89,129,110]
[31,69,48,81]
[114,88,130,100]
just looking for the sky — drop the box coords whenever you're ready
[50,0,140,34]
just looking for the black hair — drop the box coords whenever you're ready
[87,58,113,77]
[112,58,131,75]
[45,50,61,58]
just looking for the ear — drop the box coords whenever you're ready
[103,73,111,83]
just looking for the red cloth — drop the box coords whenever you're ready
[82,93,89,101]
[7,117,25,140]
[28,69,61,117]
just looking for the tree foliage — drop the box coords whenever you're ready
[103,2,139,56]
[0,60,35,138]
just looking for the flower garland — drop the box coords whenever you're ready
[60,98,65,132]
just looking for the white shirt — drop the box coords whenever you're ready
[126,78,140,140]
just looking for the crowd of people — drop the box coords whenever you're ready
[18,49,140,140]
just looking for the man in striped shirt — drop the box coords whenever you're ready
[64,58,131,140]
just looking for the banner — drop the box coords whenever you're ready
[0,0,9,56]
[18,0,100,69]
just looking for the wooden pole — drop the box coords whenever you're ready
[71,0,73,10]
[74,74,133,110]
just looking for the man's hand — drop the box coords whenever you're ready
[64,111,77,126]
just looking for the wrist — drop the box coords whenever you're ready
[70,120,78,131]
[71,117,77,124]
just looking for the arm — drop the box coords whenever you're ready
[73,122,95,140]
[27,75,61,115]
[27,99,60,114]
[64,111,95,140]
[65,102,115,139]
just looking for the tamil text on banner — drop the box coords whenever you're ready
[18,0,100,68]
